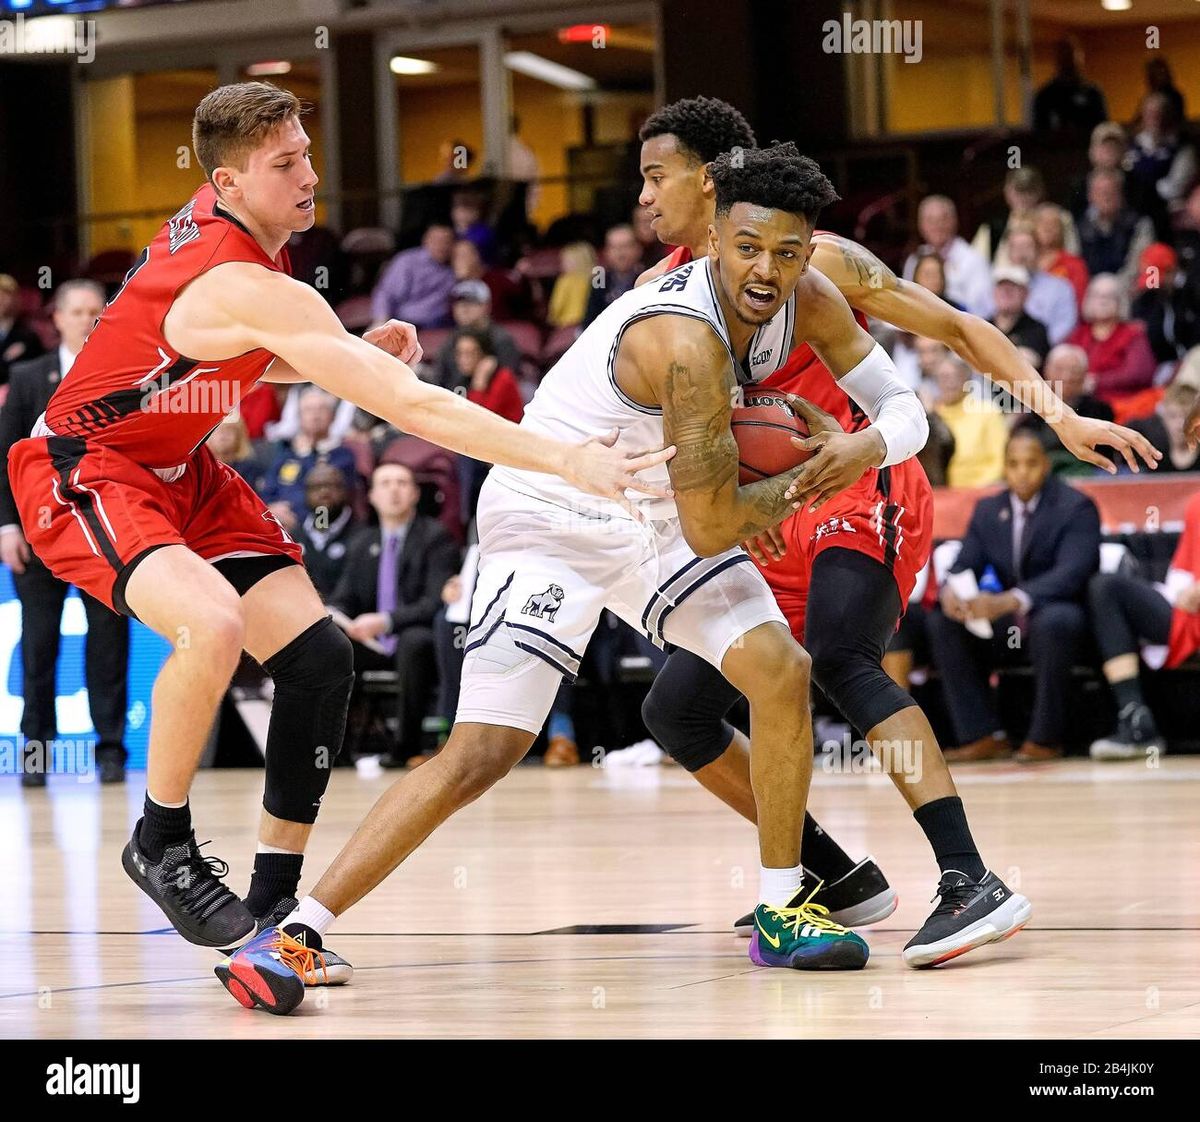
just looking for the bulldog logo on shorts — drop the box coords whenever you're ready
[521,584,564,622]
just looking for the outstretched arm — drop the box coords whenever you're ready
[206,265,674,508]
[626,316,803,557]
[811,234,1160,473]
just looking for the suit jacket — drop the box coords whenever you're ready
[328,515,460,633]
[292,508,361,600]
[0,320,46,387]
[0,350,64,526]
[950,474,1100,610]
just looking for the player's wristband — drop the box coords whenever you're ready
[837,344,929,468]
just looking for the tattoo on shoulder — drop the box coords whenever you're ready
[835,237,898,292]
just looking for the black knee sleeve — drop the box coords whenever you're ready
[807,549,914,735]
[641,649,741,772]
[261,616,355,824]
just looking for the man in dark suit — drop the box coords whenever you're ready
[928,429,1101,762]
[291,462,361,600]
[0,273,46,387]
[329,462,460,762]
[0,280,129,786]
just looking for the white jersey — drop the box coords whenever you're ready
[491,256,796,520]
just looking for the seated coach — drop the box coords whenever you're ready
[328,462,460,759]
[928,429,1101,762]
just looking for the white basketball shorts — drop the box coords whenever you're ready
[455,475,787,734]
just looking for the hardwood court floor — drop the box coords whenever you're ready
[1,757,1198,1039]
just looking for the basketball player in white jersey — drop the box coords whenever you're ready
[217,143,931,1013]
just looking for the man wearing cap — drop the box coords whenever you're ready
[1132,242,1198,366]
[433,279,521,387]
[0,275,46,388]
[989,264,1051,366]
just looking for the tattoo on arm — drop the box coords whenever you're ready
[662,359,739,496]
[835,236,899,293]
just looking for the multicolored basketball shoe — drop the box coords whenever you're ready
[734,857,896,935]
[214,925,329,1014]
[748,884,870,970]
[903,870,1031,968]
[218,896,353,986]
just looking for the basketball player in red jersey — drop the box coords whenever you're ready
[633,97,1160,966]
[6,83,671,969]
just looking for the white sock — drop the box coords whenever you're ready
[284,895,336,937]
[759,864,804,908]
[146,790,188,809]
[257,842,302,855]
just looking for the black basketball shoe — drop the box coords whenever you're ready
[733,857,897,935]
[903,869,1031,968]
[121,821,255,948]
[219,895,353,985]
[1089,703,1165,761]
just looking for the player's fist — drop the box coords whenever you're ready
[364,320,424,366]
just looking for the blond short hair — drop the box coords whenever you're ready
[192,82,303,180]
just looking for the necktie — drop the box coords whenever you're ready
[376,532,401,656]
[1013,503,1030,583]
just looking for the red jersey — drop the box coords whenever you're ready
[43,183,291,470]
[1167,493,1200,667]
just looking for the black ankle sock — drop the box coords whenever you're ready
[1111,678,1144,711]
[138,795,192,862]
[245,852,304,917]
[802,813,857,881]
[913,796,986,881]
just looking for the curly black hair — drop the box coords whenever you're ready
[710,141,840,226]
[638,96,756,165]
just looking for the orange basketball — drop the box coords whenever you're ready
[731,387,813,484]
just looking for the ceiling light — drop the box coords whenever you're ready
[390,56,440,76]
[504,51,596,91]
[246,61,292,77]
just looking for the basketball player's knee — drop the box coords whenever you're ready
[443,734,526,802]
[753,639,812,704]
[266,616,354,694]
[640,678,731,772]
[183,600,245,670]
[808,630,911,734]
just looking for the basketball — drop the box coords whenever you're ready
[731,387,814,484]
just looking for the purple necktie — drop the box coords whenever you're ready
[376,531,401,656]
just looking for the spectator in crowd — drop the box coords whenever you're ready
[449,326,525,516]
[434,137,475,184]
[371,223,456,329]
[1070,122,1129,218]
[450,191,497,264]
[1077,169,1154,287]
[547,241,597,329]
[894,333,951,398]
[1131,243,1198,368]
[291,462,361,601]
[1085,490,1200,761]
[1034,203,1089,308]
[1126,91,1197,239]
[910,249,963,308]
[1067,274,1157,407]
[451,238,529,321]
[1012,343,1114,472]
[0,278,128,786]
[1174,185,1200,311]
[1004,224,1078,345]
[1143,57,1186,125]
[508,115,540,217]
[329,462,460,764]
[918,409,956,487]
[929,430,1101,762]
[584,223,645,327]
[0,273,45,387]
[433,280,521,387]
[207,416,262,486]
[903,195,994,317]
[259,386,359,531]
[1126,381,1200,473]
[988,265,1050,365]
[264,380,359,445]
[981,166,1050,267]
[1033,38,1108,134]
[934,354,1010,487]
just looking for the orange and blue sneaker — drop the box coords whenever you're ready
[216,896,353,986]
[214,925,329,1014]
[748,884,870,970]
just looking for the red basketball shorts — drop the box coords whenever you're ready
[7,434,302,617]
[756,458,933,642]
